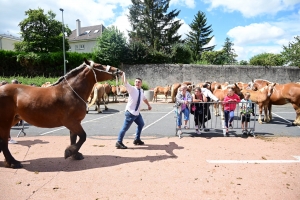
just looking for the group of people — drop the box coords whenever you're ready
[175,84,254,138]
[0,79,21,144]
[1,73,255,149]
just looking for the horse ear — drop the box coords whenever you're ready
[84,58,90,65]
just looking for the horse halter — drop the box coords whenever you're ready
[63,62,122,108]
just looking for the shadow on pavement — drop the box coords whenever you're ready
[14,142,183,172]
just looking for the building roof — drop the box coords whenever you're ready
[0,33,22,41]
[67,24,105,42]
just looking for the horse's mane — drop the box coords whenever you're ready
[253,79,271,83]
[51,63,86,86]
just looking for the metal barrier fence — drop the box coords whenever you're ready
[174,101,257,138]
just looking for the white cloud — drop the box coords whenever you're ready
[203,36,217,48]
[170,0,196,8]
[203,0,300,17]
[177,18,191,39]
[227,23,285,45]
[0,0,131,36]
[235,45,283,61]
[111,10,131,39]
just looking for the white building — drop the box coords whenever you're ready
[67,19,105,53]
[0,34,22,51]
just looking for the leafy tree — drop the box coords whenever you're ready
[186,11,215,61]
[170,43,192,64]
[123,38,149,64]
[94,26,127,67]
[281,36,300,67]
[15,8,71,53]
[239,60,248,65]
[222,37,237,64]
[200,50,226,65]
[128,0,182,53]
[249,53,285,66]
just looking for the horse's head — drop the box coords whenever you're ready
[84,58,123,82]
[267,82,276,97]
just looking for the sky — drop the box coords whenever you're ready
[1,0,300,61]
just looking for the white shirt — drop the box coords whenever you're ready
[124,82,146,116]
[201,88,219,101]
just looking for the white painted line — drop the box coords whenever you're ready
[207,156,300,164]
[142,109,174,131]
[272,112,300,129]
[40,111,124,135]
[272,112,295,113]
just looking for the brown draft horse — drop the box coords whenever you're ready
[249,79,300,125]
[241,82,276,124]
[0,59,122,168]
[213,83,243,119]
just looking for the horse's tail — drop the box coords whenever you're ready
[170,84,175,103]
[88,87,98,108]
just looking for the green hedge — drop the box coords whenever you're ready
[0,50,93,77]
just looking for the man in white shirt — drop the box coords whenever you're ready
[116,73,152,149]
[200,83,219,131]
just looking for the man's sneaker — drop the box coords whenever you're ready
[133,139,144,145]
[116,141,127,149]
[229,124,233,129]
[242,130,248,136]
[8,139,18,144]
[178,129,182,139]
[195,129,201,135]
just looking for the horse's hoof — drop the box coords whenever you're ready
[72,152,84,160]
[259,121,262,124]
[12,162,23,169]
[64,149,72,159]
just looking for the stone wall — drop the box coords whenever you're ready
[122,64,300,88]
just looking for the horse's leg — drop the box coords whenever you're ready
[268,103,272,121]
[0,129,22,168]
[291,103,300,125]
[65,125,86,160]
[220,104,224,120]
[258,104,263,124]
[264,104,270,123]
[104,98,108,110]
[214,103,219,116]
[97,102,102,113]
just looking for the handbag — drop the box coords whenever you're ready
[190,104,196,115]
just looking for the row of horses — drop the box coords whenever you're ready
[153,80,300,126]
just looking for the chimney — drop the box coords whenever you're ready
[76,19,81,36]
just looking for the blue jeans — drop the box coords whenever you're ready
[224,110,234,128]
[117,110,145,142]
[177,107,190,127]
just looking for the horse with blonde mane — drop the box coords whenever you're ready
[0,59,122,168]
[249,79,300,125]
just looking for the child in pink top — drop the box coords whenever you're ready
[223,88,240,135]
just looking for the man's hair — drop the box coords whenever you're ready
[135,78,142,82]
[202,83,209,88]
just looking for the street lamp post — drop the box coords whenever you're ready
[59,8,66,75]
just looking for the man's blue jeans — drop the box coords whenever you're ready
[117,110,145,142]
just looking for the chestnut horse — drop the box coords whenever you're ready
[241,82,276,124]
[249,79,300,125]
[213,83,243,119]
[0,59,122,168]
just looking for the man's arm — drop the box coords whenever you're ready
[121,72,127,85]
[143,99,152,110]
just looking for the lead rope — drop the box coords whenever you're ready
[115,73,124,95]
[64,62,119,108]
